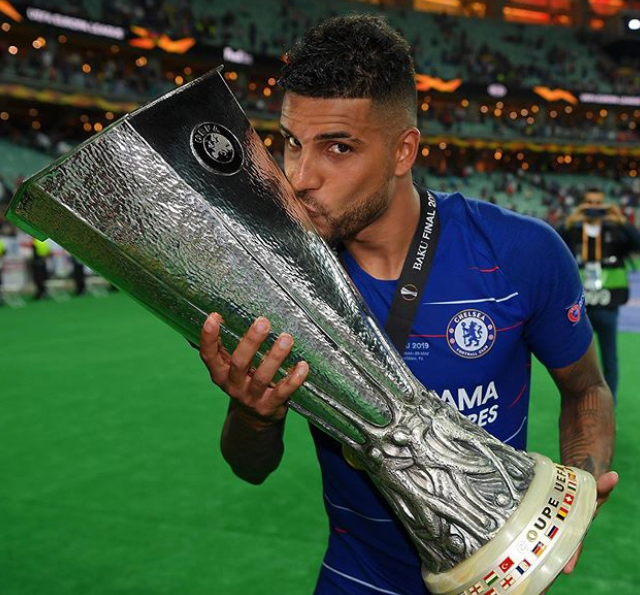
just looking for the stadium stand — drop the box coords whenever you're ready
[1,0,639,298]
[4,0,639,92]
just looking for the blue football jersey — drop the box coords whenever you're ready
[312,190,592,595]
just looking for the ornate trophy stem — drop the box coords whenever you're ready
[5,68,597,595]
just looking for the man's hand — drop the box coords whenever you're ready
[199,312,309,426]
[562,470,619,574]
[564,203,589,227]
[539,471,618,594]
[603,204,625,225]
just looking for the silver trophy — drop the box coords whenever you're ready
[6,68,596,595]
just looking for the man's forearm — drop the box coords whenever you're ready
[559,382,615,478]
[220,401,286,485]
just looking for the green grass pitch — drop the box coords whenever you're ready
[1,292,637,594]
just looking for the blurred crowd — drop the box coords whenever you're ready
[2,0,639,234]
[0,36,174,99]
[414,165,640,223]
[413,14,582,90]
[3,0,639,95]
[411,13,640,95]
[420,100,640,144]
[1,34,638,147]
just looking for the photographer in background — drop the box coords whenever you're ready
[558,188,640,403]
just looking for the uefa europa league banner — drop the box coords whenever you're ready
[6,68,596,595]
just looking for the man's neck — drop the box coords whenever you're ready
[344,181,421,280]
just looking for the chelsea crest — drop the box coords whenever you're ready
[447,309,496,359]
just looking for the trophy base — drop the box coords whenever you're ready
[423,454,597,595]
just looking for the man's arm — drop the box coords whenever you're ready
[562,204,588,229]
[549,339,618,573]
[219,401,287,485]
[621,220,640,252]
[199,313,309,485]
[550,339,615,476]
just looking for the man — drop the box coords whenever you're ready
[0,235,5,306]
[199,15,617,595]
[71,256,87,296]
[558,188,640,403]
[31,237,51,300]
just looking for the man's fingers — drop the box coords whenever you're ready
[274,361,309,397]
[200,313,231,383]
[200,313,223,360]
[596,470,619,508]
[563,545,582,574]
[242,361,308,421]
[227,317,271,386]
[199,315,308,418]
[248,333,295,398]
[562,471,619,577]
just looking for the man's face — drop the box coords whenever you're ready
[583,191,605,209]
[581,191,606,221]
[280,93,398,244]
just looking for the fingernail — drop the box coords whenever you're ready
[296,362,309,377]
[278,334,292,349]
[204,315,216,332]
[255,318,269,333]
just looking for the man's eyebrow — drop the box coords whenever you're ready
[314,131,363,144]
[279,124,363,144]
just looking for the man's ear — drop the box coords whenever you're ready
[394,127,421,177]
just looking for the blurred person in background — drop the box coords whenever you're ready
[71,256,86,296]
[31,238,51,300]
[0,235,5,305]
[0,174,8,206]
[558,188,640,403]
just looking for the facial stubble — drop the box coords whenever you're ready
[298,167,395,246]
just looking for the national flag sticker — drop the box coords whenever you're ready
[564,493,575,506]
[557,506,569,520]
[533,541,546,557]
[547,525,559,540]
[499,557,514,573]
[483,571,499,586]
[516,559,531,575]
[501,574,516,590]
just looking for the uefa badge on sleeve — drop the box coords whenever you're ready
[566,289,585,326]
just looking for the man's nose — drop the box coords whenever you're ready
[288,151,321,193]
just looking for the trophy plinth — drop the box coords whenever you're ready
[5,68,597,594]
[424,455,596,595]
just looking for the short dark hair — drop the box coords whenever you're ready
[279,14,417,124]
[583,187,604,200]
